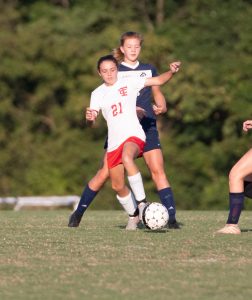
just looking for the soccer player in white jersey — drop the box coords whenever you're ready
[69,32,182,230]
[85,55,180,228]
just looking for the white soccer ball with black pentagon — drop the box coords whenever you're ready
[142,202,169,230]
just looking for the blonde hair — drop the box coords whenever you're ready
[113,31,144,62]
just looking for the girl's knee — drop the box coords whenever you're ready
[229,167,242,183]
[151,168,166,179]
[111,181,124,193]
[122,154,133,166]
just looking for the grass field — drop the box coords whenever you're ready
[0,210,252,300]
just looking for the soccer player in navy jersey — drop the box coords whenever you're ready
[68,32,181,229]
[217,120,252,234]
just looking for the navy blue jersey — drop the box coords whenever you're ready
[118,62,158,132]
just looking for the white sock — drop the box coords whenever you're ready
[127,172,146,202]
[116,192,137,216]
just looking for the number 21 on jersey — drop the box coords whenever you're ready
[111,102,122,117]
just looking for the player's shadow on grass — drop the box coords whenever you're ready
[117,221,184,231]
[241,228,252,232]
[143,229,169,233]
[116,224,169,233]
[117,225,177,233]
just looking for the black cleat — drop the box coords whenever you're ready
[168,219,181,229]
[68,211,82,227]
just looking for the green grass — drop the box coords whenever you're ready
[0,210,252,300]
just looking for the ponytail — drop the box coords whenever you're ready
[113,47,124,63]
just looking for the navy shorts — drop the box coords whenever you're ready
[244,181,252,199]
[143,128,162,153]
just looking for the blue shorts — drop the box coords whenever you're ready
[143,128,162,153]
[244,181,252,198]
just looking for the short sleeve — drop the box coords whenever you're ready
[151,65,158,77]
[90,90,101,113]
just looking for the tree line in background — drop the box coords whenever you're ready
[0,0,252,210]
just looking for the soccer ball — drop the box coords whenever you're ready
[142,202,169,230]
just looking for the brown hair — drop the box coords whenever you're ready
[113,31,144,62]
[97,55,118,71]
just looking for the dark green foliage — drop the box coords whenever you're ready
[0,0,251,209]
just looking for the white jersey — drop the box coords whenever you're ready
[90,78,146,152]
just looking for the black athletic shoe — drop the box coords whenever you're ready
[168,219,180,229]
[68,211,82,227]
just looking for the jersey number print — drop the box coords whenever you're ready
[111,102,123,117]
